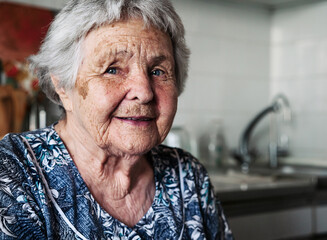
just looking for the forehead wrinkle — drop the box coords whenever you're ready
[137,40,173,63]
[91,30,170,54]
[85,33,173,72]
[94,49,131,66]
[96,31,168,44]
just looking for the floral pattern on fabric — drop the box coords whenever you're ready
[0,126,233,239]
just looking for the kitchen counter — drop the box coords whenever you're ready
[207,166,319,217]
[208,165,327,239]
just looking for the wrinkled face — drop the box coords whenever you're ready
[63,19,178,156]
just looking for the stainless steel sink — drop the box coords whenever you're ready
[207,166,317,193]
[242,164,327,178]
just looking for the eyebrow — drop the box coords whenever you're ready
[109,50,132,64]
[114,50,130,57]
[93,50,131,69]
[105,50,131,61]
[149,55,171,67]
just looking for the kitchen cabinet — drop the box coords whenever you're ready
[209,167,327,240]
[229,207,312,240]
[219,190,315,240]
[313,190,327,235]
[315,205,327,234]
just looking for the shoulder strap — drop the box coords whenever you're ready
[21,136,88,240]
[174,148,185,240]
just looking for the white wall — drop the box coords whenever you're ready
[172,0,271,160]
[271,1,327,162]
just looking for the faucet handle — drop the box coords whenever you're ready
[277,146,289,157]
[277,134,289,156]
[269,135,289,168]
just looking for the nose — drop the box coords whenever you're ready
[125,69,154,104]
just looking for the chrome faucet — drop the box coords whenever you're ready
[268,94,291,168]
[233,94,292,172]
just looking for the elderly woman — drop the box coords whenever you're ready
[0,0,233,239]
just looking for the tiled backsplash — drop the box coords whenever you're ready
[271,2,327,160]
[172,0,271,160]
[174,0,327,163]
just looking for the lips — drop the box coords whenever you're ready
[117,117,154,121]
[113,106,157,124]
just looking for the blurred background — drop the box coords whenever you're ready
[1,0,327,239]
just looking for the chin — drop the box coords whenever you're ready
[120,145,154,157]
[117,138,160,156]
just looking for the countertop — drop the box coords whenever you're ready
[206,165,321,216]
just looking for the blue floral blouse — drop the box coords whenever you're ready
[0,126,233,239]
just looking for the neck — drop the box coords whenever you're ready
[55,119,153,200]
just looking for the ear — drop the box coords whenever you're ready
[50,75,73,112]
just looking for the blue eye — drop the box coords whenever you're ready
[106,67,117,74]
[151,69,164,76]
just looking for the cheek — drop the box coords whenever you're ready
[157,89,178,125]
[77,79,89,100]
[162,86,178,112]
[84,81,126,114]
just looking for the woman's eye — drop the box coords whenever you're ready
[151,69,164,76]
[105,67,117,74]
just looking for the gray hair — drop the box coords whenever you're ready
[29,0,190,106]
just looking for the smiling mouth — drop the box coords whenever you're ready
[116,117,154,121]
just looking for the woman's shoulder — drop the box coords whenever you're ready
[152,144,209,180]
[152,144,200,165]
[0,126,58,168]
[22,125,59,144]
[0,129,54,239]
[0,132,26,161]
